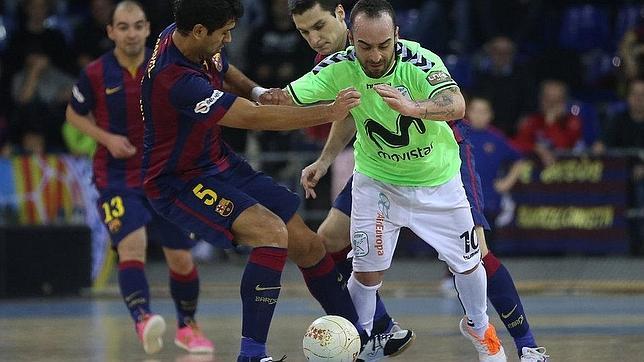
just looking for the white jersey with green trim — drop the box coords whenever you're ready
[288,39,461,186]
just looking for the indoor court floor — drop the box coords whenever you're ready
[1,258,644,361]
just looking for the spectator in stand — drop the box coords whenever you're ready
[599,77,644,254]
[1,0,76,153]
[471,0,544,51]
[411,0,470,54]
[246,0,313,89]
[138,0,173,48]
[512,79,582,166]
[73,0,115,69]
[10,44,75,152]
[1,0,74,83]
[0,0,71,123]
[15,126,46,155]
[466,96,526,243]
[618,23,644,97]
[221,0,268,71]
[596,78,644,151]
[597,78,644,255]
[472,35,537,137]
[246,0,315,175]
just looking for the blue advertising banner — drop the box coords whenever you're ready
[494,156,630,255]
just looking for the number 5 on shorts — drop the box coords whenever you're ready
[193,183,218,205]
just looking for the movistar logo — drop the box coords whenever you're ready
[364,115,426,150]
[376,144,434,162]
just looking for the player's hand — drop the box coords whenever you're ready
[373,84,414,115]
[106,134,136,159]
[300,160,330,199]
[329,87,361,122]
[535,145,556,167]
[258,88,293,105]
[494,177,513,193]
[26,53,50,74]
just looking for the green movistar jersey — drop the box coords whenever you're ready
[288,39,460,186]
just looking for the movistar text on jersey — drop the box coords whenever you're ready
[376,144,434,162]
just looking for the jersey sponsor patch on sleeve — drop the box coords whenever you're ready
[72,85,85,103]
[194,90,224,114]
[426,71,452,86]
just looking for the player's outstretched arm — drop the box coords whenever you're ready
[218,87,360,131]
[65,105,136,158]
[223,64,264,101]
[258,88,295,106]
[301,116,356,199]
[373,84,466,121]
[224,65,292,104]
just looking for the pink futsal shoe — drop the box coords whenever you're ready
[175,322,215,354]
[136,314,166,354]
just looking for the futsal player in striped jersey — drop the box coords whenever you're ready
[66,1,213,355]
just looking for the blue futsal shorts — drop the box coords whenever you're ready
[149,157,300,249]
[332,176,353,217]
[97,189,196,249]
[332,141,490,230]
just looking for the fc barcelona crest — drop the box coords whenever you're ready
[108,219,122,234]
[213,53,223,72]
[215,198,234,217]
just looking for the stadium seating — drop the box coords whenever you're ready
[559,5,611,52]
[615,4,644,43]
[444,54,473,90]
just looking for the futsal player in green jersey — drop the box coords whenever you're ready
[283,1,548,360]
[287,1,508,360]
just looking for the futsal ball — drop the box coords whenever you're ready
[303,315,361,361]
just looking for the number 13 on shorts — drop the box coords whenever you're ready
[102,196,125,223]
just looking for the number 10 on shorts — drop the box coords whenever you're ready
[460,227,479,255]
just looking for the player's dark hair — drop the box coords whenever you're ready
[288,0,339,16]
[110,1,143,25]
[174,0,244,35]
[349,0,396,30]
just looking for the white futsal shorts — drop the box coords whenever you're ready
[350,172,481,273]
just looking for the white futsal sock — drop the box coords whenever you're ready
[348,274,381,336]
[454,263,489,337]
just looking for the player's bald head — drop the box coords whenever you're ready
[347,0,397,78]
[349,0,396,33]
[288,0,339,16]
[110,1,145,25]
[174,0,244,35]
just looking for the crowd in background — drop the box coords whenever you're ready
[0,0,642,153]
[0,0,642,254]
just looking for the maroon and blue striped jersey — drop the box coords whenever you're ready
[141,24,239,198]
[70,50,152,191]
[449,119,467,143]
